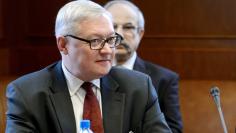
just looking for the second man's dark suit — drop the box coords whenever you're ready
[133,57,183,133]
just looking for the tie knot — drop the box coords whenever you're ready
[81,82,93,93]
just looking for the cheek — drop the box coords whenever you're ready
[111,50,115,58]
[79,50,96,65]
[67,45,86,63]
[124,32,138,42]
[126,36,139,48]
[132,33,141,45]
[74,51,92,71]
[68,47,80,59]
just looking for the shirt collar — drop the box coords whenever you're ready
[61,62,100,96]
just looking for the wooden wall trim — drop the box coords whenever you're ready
[138,38,236,80]
[1,0,236,80]
[133,0,236,37]
[145,35,236,39]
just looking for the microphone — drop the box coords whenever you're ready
[210,86,228,133]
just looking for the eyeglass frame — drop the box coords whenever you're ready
[64,33,123,50]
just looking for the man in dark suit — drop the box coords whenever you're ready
[104,1,183,133]
[6,0,172,133]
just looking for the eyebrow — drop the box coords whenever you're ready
[123,22,134,25]
[87,32,116,39]
[114,22,135,26]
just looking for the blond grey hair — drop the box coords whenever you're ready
[55,0,112,37]
[104,0,145,30]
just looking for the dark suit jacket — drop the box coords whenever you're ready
[6,61,172,133]
[133,57,183,133]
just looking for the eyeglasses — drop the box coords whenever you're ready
[64,33,123,50]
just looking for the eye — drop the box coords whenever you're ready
[123,25,136,30]
[106,37,116,44]
[113,24,118,30]
[90,39,102,46]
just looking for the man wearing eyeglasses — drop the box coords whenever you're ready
[5,0,172,133]
[105,1,183,133]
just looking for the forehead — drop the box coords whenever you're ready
[107,3,138,25]
[77,14,115,37]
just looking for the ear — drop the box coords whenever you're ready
[138,28,144,40]
[56,36,68,55]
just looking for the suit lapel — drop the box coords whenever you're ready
[49,62,76,133]
[133,57,146,73]
[101,74,125,133]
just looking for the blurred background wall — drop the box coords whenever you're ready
[0,0,236,132]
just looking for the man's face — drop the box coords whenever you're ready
[107,4,144,64]
[59,14,115,81]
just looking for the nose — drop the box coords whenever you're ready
[115,26,124,38]
[100,43,113,54]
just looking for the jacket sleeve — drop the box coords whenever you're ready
[142,77,172,133]
[5,83,38,133]
[161,75,183,133]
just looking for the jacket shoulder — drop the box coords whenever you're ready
[145,61,178,78]
[8,62,58,91]
[110,66,150,81]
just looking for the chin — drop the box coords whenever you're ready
[115,54,129,62]
[96,67,111,77]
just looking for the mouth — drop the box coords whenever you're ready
[116,44,125,50]
[96,59,112,64]
[95,59,112,67]
[116,43,132,55]
[118,43,130,49]
[96,59,111,62]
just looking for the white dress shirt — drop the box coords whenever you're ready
[61,62,102,132]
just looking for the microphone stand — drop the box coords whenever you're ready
[210,86,228,133]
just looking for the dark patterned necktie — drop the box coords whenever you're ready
[82,82,104,133]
